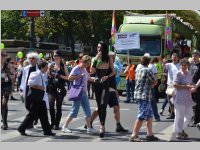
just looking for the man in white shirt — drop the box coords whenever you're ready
[164,52,180,119]
[18,61,55,136]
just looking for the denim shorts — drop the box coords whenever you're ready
[136,99,153,121]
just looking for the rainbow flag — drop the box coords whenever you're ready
[165,12,172,51]
[111,10,116,45]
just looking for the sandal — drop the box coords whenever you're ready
[99,126,105,138]
[182,130,188,139]
[129,135,143,142]
[176,132,186,140]
[146,135,159,141]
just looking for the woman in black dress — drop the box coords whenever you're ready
[91,42,115,137]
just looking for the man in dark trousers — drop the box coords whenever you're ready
[190,50,200,127]
[19,52,40,128]
[18,61,55,136]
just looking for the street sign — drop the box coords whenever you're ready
[22,10,27,17]
[25,10,45,17]
[27,10,40,17]
[40,10,45,17]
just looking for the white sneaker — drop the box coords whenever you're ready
[87,127,97,134]
[62,126,72,133]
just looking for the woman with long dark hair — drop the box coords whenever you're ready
[1,56,12,130]
[91,42,115,137]
[47,50,69,130]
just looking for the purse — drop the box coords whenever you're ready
[68,68,83,101]
[166,85,175,96]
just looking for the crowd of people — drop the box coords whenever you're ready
[1,42,200,141]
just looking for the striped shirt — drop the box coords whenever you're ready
[134,66,155,101]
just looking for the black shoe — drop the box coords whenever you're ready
[17,128,28,136]
[50,124,54,129]
[84,123,94,129]
[197,123,200,131]
[1,124,8,130]
[166,115,175,119]
[44,132,56,136]
[116,126,128,132]
[99,128,105,138]
[124,101,130,103]
[84,124,87,129]
[10,96,18,100]
[26,124,34,129]
[54,125,60,130]
[146,135,159,141]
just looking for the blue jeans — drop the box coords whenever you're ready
[68,91,91,118]
[126,80,135,102]
[161,94,168,110]
[151,88,160,120]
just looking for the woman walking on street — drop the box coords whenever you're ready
[173,58,196,140]
[62,55,96,134]
[47,50,69,130]
[1,56,12,130]
[91,42,115,138]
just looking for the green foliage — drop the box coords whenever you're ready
[1,10,199,47]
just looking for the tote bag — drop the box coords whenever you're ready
[68,68,83,101]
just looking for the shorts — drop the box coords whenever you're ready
[136,99,153,121]
[108,91,119,108]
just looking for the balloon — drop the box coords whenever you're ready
[1,43,5,49]
[39,53,43,59]
[17,51,23,59]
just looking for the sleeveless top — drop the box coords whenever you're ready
[1,68,12,92]
[47,63,66,94]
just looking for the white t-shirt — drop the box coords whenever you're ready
[165,62,181,85]
[148,63,158,80]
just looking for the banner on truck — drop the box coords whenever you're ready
[115,32,140,50]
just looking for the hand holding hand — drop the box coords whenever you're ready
[101,76,109,83]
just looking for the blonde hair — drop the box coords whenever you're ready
[82,55,91,63]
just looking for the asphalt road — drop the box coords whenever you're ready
[1,92,200,142]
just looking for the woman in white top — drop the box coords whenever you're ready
[173,58,196,139]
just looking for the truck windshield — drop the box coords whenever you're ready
[116,36,161,56]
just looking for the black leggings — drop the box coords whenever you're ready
[48,94,64,127]
[1,90,10,126]
[94,83,109,126]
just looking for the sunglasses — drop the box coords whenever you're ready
[10,62,14,64]
[29,57,35,60]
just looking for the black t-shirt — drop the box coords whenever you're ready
[48,63,66,89]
